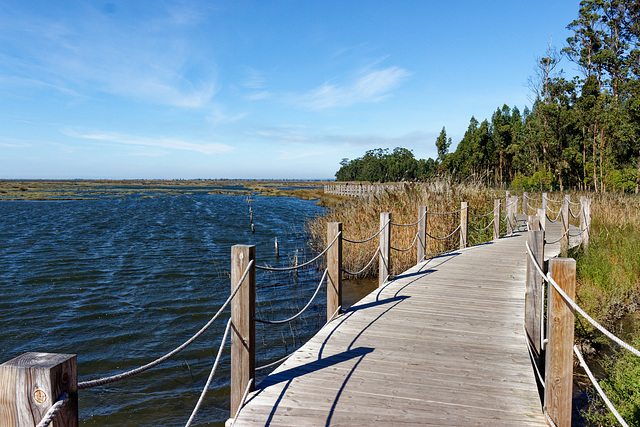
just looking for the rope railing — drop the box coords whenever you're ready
[545,227,571,245]
[569,205,582,219]
[546,210,562,223]
[255,269,328,325]
[36,392,68,427]
[390,231,420,252]
[341,247,380,276]
[574,345,629,427]
[185,319,232,427]
[469,220,495,233]
[390,210,427,227]
[343,220,390,244]
[78,259,255,390]
[543,195,564,204]
[525,238,636,426]
[256,232,341,271]
[470,205,499,218]
[425,224,461,241]
[427,208,464,215]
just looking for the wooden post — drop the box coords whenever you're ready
[417,206,427,263]
[523,192,529,215]
[459,201,468,249]
[544,258,576,427]
[527,215,540,231]
[230,245,255,418]
[525,230,545,357]
[538,208,546,232]
[0,352,78,427]
[327,222,342,322]
[493,199,500,240]
[580,197,591,248]
[506,196,515,235]
[542,192,547,214]
[561,198,569,256]
[379,212,391,287]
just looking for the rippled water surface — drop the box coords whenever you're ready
[1,193,328,426]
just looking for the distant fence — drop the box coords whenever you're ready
[324,182,401,197]
[0,191,597,427]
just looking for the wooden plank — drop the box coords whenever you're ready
[231,226,576,426]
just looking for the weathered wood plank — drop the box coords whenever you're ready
[233,223,577,426]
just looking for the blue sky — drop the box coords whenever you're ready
[0,1,581,180]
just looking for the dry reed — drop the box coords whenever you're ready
[307,179,500,278]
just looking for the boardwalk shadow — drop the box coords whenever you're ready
[253,346,375,426]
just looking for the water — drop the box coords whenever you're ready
[0,193,328,426]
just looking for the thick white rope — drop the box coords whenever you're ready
[257,232,340,271]
[390,210,427,227]
[425,224,461,241]
[78,259,254,389]
[546,210,562,223]
[525,242,640,358]
[574,345,629,427]
[36,392,68,427]
[255,269,327,325]
[427,207,464,215]
[469,219,495,233]
[545,226,571,245]
[184,319,232,427]
[544,195,564,204]
[341,247,380,276]
[230,378,254,426]
[391,231,420,252]
[470,204,500,218]
[343,220,390,244]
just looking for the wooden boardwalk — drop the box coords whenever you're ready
[233,218,578,426]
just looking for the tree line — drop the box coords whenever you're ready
[336,0,639,192]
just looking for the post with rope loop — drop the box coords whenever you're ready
[544,258,576,427]
[542,192,547,213]
[493,199,500,241]
[525,229,544,359]
[459,201,468,249]
[230,245,255,418]
[523,191,529,215]
[580,197,591,249]
[561,197,570,257]
[327,222,342,322]
[506,196,515,236]
[0,352,78,427]
[379,212,391,288]
[538,208,546,232]
[417,206,427,264]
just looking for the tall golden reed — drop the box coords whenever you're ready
[307,179,500,278]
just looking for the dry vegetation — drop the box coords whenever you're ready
[307,179,500,278]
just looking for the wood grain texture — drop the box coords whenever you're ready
[326,223,342,322]
[0,352,77,427]
[379,212,391,288]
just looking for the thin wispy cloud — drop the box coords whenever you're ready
[0,3,218,108]
[293,66,411,109]
[66,130,233,155]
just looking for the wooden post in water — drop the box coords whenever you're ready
[544,258,576,427]
[580,197,591,249]
[523,192,529,215]
[327,222,342,322]
[493,199,500,240]
[560,197,569,256]
[0,352,77,427]
[230,245,255,419]
[379,212,391,287]
[417,206,427,264]
[459,202,468,249]
[525,230,544,357]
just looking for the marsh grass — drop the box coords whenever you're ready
[307,179,499,278]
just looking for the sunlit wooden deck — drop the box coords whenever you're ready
[232,217,577,426]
